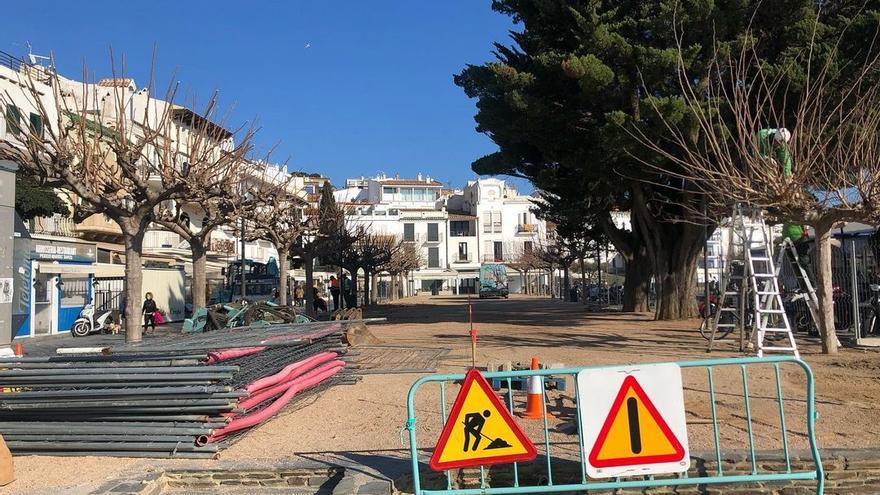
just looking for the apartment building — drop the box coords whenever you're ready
[336,175,549,294]
[0,51,317,338]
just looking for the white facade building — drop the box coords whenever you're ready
[336,175,549,294]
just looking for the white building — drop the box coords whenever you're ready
[336,175,550,294]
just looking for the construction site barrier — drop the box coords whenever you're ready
[405,356,823,494]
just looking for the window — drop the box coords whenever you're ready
[458,242,468,262]
[414,188,426,201]
[524,241,533,253]
[374,210,387,216]
[493,242,503,262]
[383,187,397,195]
[5,105,21,136]
[29,112,43,137]
[403,223,415,242]
[401,188,413,201]
[484,211,502,233]
[427,247,440,268]
[388,209,399,216]
[304,185,315,194]
[427,223,439,242]
[450,220,471,236]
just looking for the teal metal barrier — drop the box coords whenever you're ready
[405,356,823,494]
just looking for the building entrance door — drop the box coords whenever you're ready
[32,272,57,336]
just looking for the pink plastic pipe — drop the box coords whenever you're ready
[202,362,344,443]
[243,352,338,394]
[239,359,345,410]
[206,346,268,364]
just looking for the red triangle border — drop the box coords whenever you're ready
[429,369,538,471]
[588,375,685,468]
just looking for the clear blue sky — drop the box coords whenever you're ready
[2,1,531,192]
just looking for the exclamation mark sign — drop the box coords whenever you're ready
[626,397,642,454]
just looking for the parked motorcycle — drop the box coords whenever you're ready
[71,303,114,337]
[859,284,880,338]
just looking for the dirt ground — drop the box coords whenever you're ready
[4,295,880,494]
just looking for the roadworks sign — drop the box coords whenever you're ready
[429,369,537,471]
[577,363,689,478]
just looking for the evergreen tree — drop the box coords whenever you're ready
[15,170,68,221]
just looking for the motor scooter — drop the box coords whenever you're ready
[71,303,114,337]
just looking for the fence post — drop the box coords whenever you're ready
[850,239,861,345]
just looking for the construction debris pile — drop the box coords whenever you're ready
[0,321,358,458]
[184,301,313,333]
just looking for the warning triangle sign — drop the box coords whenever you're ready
[589,375,685,468]
[429,369,537,471]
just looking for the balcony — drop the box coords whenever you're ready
[74,214,124,242]
[517,224,536,234]
[29,215,77,238]
[403,233,444,245]
[453,254,474,264]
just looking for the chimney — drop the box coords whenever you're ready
[417,173,423,181]
[426,175,431,183]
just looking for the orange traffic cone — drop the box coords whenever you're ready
[521,357,551,420]
[13,343,23,357]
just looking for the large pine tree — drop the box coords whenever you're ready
[456,0,826,319]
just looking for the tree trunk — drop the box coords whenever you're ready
[631,186,706,320]
[349,267,359,308]
[304,254,315,316]
[122,228,146,343]
[390,273,398,301]
[362,269,370,306]
[812,221,839,354]
[563,265,571,301]
[277,251,289,306]
[190,238,208,309]
[548,266,554,299]
[579,257,587,305]
[370,272,379,305]
[622,251,652,312]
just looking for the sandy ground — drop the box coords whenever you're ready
[4,295,879,494]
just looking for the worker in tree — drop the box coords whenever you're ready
[463,410,490,452]
[758,128,793,177]
[759,128,806,247]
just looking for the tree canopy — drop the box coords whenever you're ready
[454,0,849,319]
[14,170,68,221]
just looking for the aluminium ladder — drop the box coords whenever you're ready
[707,206,800,357]
[775,237,822,334]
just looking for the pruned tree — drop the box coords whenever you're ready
[381,241,422,300]
[238,168,306,306]
[357,233,401,305]
[153,95,251,309]
[0,55,254,342]
[632,11,880,353]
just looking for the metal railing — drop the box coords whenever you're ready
[0,50,24,72]
[406,356,822,494]
[517,224,535,233]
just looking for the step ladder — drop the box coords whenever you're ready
[707,206,800,357]
[775,237,822,333]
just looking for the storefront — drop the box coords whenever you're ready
[12,232,97,338]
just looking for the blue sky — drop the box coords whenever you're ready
[2,1,531,192]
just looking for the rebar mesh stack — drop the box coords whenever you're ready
[0,320,358,458]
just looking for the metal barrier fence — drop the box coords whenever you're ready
[406,356,822,494]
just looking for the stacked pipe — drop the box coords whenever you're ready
[0,320,357,458]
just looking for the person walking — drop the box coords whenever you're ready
[294,282,305,307]
[329,275,341,310]
[142,292,158,333]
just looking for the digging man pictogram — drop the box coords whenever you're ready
[462,410,512,452]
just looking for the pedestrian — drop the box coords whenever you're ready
[142,292,157,333]
[313,284,328,313]
[329,275,341,310]
[294,282,305,307]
